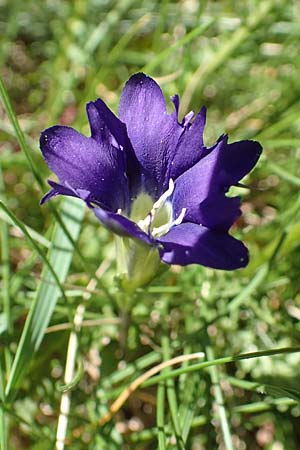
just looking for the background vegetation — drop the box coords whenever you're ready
[1,0,300,448]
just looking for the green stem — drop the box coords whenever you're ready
[206,346,234,450]
[0,360,7,450]
[142,345,300,388]
[161,336,185,450]
[119,309,131,357]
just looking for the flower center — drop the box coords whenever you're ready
[130,179,186,238]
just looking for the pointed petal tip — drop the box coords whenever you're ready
[39,126,58,150]
[126,72,151,82]
[121,73,161,97]
[158,223,249,270]
[171,94,180,114]
[40,187,58,205]
[245,139,263,157]
[93,207,153,245]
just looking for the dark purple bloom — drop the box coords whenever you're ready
[40,73,262,273]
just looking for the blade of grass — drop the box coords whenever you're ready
[206,346,234,450]
[180,0,277,112]
[142,345,300,388]
[266,161,300,187]
[0,359,7,450]
[130,415,207,444]
[84,0,137,54]
[0,76,43,186]
[78,12,151,119]
[227,263,269,313]
[143,19,215,73]
[5,197,84,399]
[157,381,167,450]
[256,105,300,140]
[0,167,11,336]
[0,75,92,281]
[263,139,300,148]
[220,218,291,318]
[233,398,296,414]
[98,353,204,425]
[0,201,68,304]
[177,345,199,445]
[179,373,200,445]
[161,336,185,450]
[0,208,50,248]
[152,0,169,49]
[226,376,300,402]
[0,166,13,380]
[101,351,161,389]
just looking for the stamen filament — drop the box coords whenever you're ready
[152,179,174,212]
[152,207,186,237]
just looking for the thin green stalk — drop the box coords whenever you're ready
[266,161,300,187]
[0,208,50,248]
[0,167,11,337]
[5,197,84,398]
[143,19,214,73]
[206,346,234,450]
[0,76,95,285]
[161,336,185,450]
[0,359,7,450]
[180,0,277,112]
[226,264,268,313]
[0,201,68,304]
[234,398,296,414]
[223,220,291,316]
[179,375,199,445]
[0,76,43,186]
[152,0,169,49]
[157,382,167,450]
[256,105,300,140]
[142,345,300,388]
[102,351,161,389]
[0,167,12,391]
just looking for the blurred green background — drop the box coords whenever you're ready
[1,0,300,449]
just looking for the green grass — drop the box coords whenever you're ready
[1,0,300,448]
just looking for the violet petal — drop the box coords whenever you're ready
[40,124,129,212]
[93,207,153,245]
[118,73,183,198]
[158,222,249,269]
[172,136,262,223]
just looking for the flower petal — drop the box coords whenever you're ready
[168,106,209,180]
[158,222,249,269]
[92,207,153,245]
[118,73,183,198]
[40,123,129,212]
[40,180,77,204]
[172,136,262,222]
[88,99,142,198]
[183,194,241,231]
[217,137,263,185]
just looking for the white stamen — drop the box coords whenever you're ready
[137,213,152,230]
[152,179,174,211]
[133,179,186,237]
[173,207,187,226]
[117,208,122,214]
[152,207,186,237]
[136,180,175,233]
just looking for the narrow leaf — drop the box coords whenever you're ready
[5,198,84,398]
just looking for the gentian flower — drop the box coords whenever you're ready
[40,73,262,289]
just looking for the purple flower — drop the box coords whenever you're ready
[40,73,262,274]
